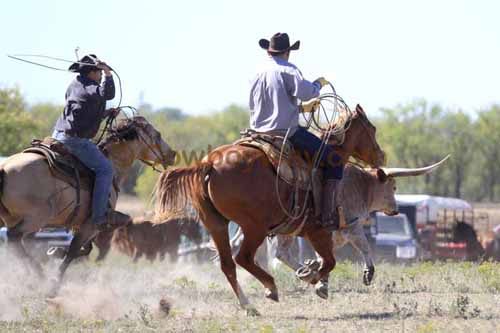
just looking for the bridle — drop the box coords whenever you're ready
[136,128,168,173]
[101,119,169,173]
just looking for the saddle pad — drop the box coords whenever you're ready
[23,140,94,192]
[234,134,315,190]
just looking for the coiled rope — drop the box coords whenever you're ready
[275,83,353,220]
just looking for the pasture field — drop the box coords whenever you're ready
[0,249,499,333]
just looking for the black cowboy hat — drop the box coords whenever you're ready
[259,33,300,53]
[68,54,100,73]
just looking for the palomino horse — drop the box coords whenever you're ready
[155,105,385,315]
[0,116,175,295]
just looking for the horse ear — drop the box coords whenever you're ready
[355,104,365,116]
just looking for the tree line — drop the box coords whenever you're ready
[1,87,499,202]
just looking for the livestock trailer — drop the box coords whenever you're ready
[395,195,488,260]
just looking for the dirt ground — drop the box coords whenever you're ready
[0,249,498,332]
[1,196,499,332]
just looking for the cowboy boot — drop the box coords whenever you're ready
[321,179,340,229]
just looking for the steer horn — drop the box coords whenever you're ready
[381,155,450,177]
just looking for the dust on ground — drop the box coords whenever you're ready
[1,246,499,332]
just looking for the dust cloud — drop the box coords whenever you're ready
[0,247,241,321]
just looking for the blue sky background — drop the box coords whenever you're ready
[1,0,499,115]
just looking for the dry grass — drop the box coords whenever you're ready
[0,247,499,332]
[1,197,498,332]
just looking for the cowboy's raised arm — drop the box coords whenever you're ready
[86,62,115,100]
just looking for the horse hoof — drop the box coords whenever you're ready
[315,282,329,300]
[265,288,279,302]
[296,259,322,284]
[246,307,261,317]
[296,267,320,284]
[363,266,375,286]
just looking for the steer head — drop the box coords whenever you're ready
[368,155,450,216]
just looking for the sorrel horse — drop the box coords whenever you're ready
[155,105,385,315]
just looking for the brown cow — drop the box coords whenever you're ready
[94,216,202,263]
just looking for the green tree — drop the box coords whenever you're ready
[474,105,500,201]
[30,102,62,137]
[0,87,39,156]
[438,111,475,198]
[376,100,447,194]
[134,104,249,201]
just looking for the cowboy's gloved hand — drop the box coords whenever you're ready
[301,99,321,113]
[97,61,112,76]
[314,77,330,88]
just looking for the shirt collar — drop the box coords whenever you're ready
[270,55,290,66]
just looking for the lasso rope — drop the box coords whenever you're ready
[7,53,129,144]
[275,83,353,220]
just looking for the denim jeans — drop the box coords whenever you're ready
[52,131,113,224]
[289,126,343,180]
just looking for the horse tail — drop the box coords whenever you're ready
[154,162,213,223]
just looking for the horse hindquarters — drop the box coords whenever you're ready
[1,153,90,232]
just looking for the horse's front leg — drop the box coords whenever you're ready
[300,228,335,299]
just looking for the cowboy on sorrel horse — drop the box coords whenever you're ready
[155,33,386,315]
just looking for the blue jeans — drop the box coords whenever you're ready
[52,131,113,224]
[289,127,343,180]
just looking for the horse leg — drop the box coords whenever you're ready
[7,228,44,279]
[234,229,279,302]
[48,223,96,297]
[302,229,335,300]
[198,204,258,315]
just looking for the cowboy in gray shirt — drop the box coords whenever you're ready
[249,33,344,229]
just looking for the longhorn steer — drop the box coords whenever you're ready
[275,157,450,299]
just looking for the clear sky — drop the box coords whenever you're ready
[1,0,499,115]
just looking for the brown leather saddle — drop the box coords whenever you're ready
[234,130,324,234]
[235,129,317,191]
[23,137,95,192]
[234,129,347,234]
[22,137,119,215]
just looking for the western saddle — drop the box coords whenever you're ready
[23,137,118,226]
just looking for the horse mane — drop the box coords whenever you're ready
[98,116,147,150]
[320,105,356,143]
